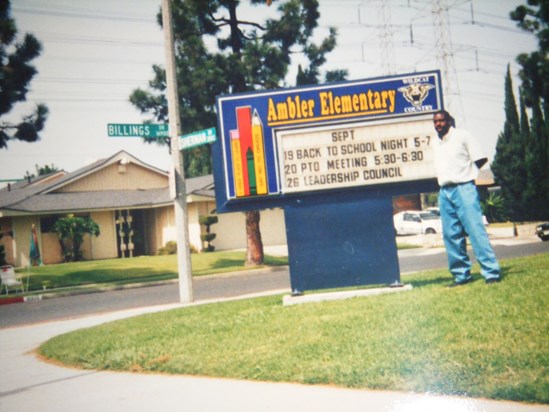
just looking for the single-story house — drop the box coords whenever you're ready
[1,150,497,268]
[0,151,286,267]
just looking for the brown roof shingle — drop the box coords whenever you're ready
[0,151,214,216]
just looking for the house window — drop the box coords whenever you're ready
[40,214,91,233]
[40,216,59,233]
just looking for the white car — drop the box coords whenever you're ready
[427,206,489,226]
[393,210,442,235]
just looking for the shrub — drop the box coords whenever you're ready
[52,214,100,262]
[482,192,507,223]
[199,214,218,252]
[157,241,198,255]
[158,240,177,255]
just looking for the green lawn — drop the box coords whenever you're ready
[10,245,422,293]
[39,253,549,404]
[12,251,288,292]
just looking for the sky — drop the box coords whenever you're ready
[2,0,538,182]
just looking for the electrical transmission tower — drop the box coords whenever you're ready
[378,0,396,75]
[431,0,464,124]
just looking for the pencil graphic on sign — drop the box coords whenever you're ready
[251,109,268,195]
[246,147,257,195]
[236,106,252,196]
[230,129,245,197]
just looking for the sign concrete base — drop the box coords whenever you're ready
[283,284,412,306]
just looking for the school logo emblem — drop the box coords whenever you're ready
[398,82,435,107]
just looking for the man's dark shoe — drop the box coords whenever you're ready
[447,278,473,288]
[485,277,501,285]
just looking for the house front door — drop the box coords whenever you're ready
[116,210,146,258]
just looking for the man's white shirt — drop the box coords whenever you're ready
[433,127,486,187]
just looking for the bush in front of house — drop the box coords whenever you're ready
[158,241,177,255]
[53,214,100,262]
[157,241,198,255]
[199,214,218,253]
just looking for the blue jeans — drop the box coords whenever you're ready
[438,182,500,283]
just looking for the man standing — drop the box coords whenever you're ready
[432,110,501,286]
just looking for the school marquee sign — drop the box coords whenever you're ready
[213,70,444,292]
[213,70,443,212]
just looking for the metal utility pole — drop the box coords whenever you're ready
[431,0,464,123]
[162,0,193,303]
[378,0,395,75]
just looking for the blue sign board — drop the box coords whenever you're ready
[214,70,443,213]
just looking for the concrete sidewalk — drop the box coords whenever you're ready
[1,300,548,411]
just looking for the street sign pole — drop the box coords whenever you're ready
[163,0,193,303]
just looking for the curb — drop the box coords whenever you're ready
[0,294,44,306]
[0,265,290,306]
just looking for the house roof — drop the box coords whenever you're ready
[0,151,215,217]
[185,174,215,197]
[6,188,174,214]
[0,171,68,210]
[40,151,168,194]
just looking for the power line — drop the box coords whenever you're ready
[28,97,131,102]
[41,55,163,65]
[31,33,162,48]
[12,6,157,23]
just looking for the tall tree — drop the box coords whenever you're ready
[131,0,346,264]
[0,0,48,149]
[519,90,531,143]
[524,97,549,219]
[511,0,549,115]
[492,66,527,221]
[24,163,60,179]
[511,0,549,219]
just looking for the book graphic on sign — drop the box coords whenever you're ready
[230,106,268,197]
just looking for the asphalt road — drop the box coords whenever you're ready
[1,241,547,329]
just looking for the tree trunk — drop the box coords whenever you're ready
[58,239,67,262]
[73,239,83,261]
[245,210,264,266]
[227,1,264,267]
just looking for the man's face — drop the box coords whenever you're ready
[433,113,450,137]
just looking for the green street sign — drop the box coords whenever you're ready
[107,123,169,138]
[179,127,217,150]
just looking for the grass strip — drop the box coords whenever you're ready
[11,252,288,292]
[39,253,549,404]
[12,245,418,293]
